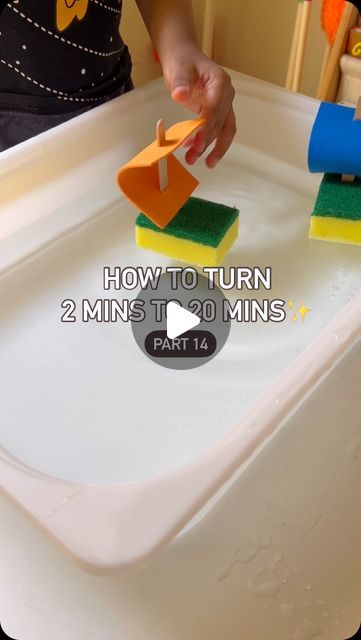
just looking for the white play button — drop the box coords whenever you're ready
[166,301,201,340]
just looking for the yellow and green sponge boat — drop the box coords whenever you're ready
[309,173,361,246]
[136,196,239,267]
[308,101,361,246]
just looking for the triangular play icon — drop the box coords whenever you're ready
[166,302,201,339]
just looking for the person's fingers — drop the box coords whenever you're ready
[185,124,218,164]
[185,95,235,167]
[183,128,205,150]
[184,76,235,165]
[167,61,236,166]
[169,63,196,104]
[184,128,207,164]
[185,147,201,165]
[192,128,206,152]
[205,108,237,168]
[199,70,235,144]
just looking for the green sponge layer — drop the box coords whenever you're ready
[312,173,361,220]
[136,196,239,248]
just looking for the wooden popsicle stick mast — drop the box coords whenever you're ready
[342,96,361,184]
[156,119,168,192]
[354,96,361,121]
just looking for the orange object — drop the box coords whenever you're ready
[56,0,89,33]
[117,119,205,229]
[348,25,361,56]
[152,47,161,64]
[321,0,346,44]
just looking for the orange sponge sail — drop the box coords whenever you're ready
[117,119,205,229]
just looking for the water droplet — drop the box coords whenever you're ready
[293,618,321,639]
[216,560,240,583]
[282,568,291,580]
[348,438,361,462]
[246,579,280,598]
[238,534,272,563]
[61,491,78,506]
[270,553,283,570]
[317,598,327,606]
[280,602,296,620]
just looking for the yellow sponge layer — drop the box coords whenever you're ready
[136,218,239,267]
[309,216,361,246]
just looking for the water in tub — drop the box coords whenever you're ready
[0,143,360,485]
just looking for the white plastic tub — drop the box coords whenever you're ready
[0,72,360,596]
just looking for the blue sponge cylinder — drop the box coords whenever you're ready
[308,102,361,177]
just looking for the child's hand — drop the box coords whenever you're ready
[163,45,236,168]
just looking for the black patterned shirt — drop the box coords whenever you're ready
[0,0,132,113]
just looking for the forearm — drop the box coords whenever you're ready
[135,0,199,62]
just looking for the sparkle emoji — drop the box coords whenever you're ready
[56,0,89,32]
[298,301,312,323]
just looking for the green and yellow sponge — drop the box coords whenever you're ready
[310,173,361,245]
[135,196,239,267]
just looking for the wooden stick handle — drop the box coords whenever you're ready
[317,42,332,97]
[317,2,359,102]
[286,0,304,90]
[292,0,312,93]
